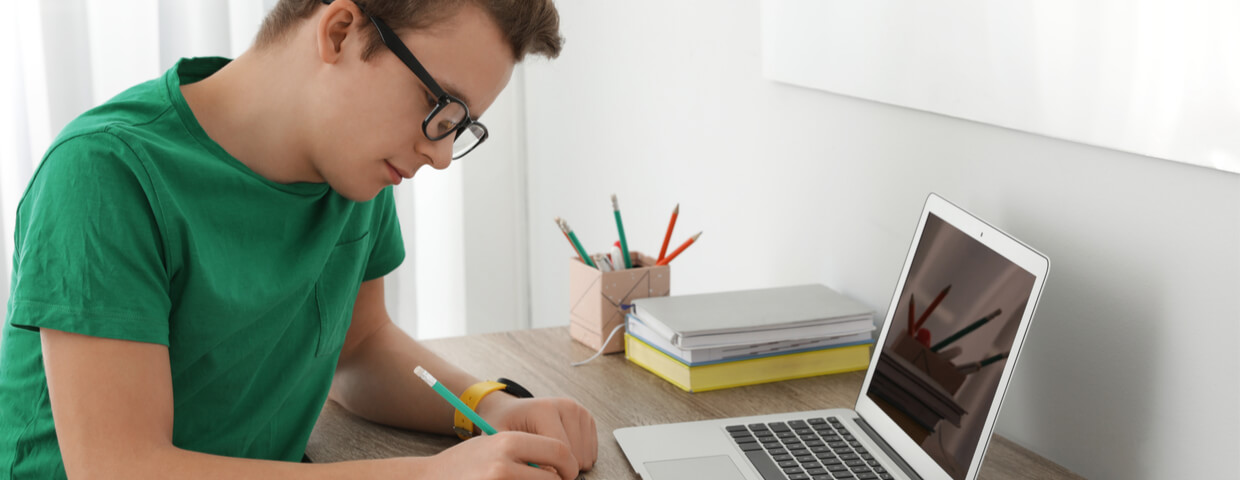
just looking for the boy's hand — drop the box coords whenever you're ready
[476,395,599,472]
[418,431,581,480]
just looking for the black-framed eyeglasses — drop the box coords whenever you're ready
[323,0,488,160]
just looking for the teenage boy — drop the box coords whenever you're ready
[0,0,596,478]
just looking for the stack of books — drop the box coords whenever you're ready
[624,284,876,392]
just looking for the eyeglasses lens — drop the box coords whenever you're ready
[452,123,486,159]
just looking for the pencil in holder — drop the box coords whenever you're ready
[569,251,669,354]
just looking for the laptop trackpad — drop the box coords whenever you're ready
[644,455,746,480]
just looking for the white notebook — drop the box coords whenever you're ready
[629,284,874,349]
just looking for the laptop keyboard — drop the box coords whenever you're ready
[727,417,894,480]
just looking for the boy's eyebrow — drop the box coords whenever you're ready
[439,80,473,111]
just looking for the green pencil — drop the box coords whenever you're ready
[611,194,632,269]
[557,217,595,268]
[930,308,1003,352]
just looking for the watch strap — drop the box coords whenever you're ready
[454,380,507,440]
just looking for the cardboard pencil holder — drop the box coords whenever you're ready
[569,252,669,354]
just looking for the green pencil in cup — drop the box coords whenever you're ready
[556,217,596,268]
[414,366,540,468]
[611,194,631,269]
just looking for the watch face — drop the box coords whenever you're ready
[497,377,534,398]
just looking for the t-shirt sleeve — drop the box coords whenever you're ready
[362,186,405,281]
[7,132,172,346]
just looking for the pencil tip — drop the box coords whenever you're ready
[692,231,702,240]
[611,194,618,209]
[673,204,680,213]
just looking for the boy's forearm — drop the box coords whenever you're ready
[94,445,416,480]
[330,320,487,435]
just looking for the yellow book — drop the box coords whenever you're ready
[624,334,871,393]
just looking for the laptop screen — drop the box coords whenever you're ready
[864,212,1036,480]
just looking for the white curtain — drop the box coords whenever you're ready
[0,0,476,342]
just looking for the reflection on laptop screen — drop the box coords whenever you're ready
[865,213,1036,480]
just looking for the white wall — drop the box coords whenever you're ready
[516,2,1240,478]
[397,67,531,338]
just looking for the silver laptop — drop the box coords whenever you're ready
[615,193,1050,480]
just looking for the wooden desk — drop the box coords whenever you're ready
[307,327,1081,479]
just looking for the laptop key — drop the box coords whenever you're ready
[735,436,757,444]
[784,466,805,474]
[768,422,792,432]
[779,460,800,468]
[856,473,878,480]
[774,454,794,462]
[788,474,810,480]
[739,442,764,452]
[809,418,827,425]
[727,425,749,433]
[744,450,791,480]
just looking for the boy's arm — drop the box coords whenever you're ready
[40,328,417,479]
[42,327,579,479]
[330,278,598,471]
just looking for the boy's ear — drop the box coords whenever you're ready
[316,0,364,64]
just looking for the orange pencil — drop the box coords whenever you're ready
[657,204,679,263]
[655,232,701,266]
[914,285,951,331]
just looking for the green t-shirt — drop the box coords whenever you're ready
[0,57,405,478]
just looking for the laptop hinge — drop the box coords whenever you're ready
[854,417,922,480]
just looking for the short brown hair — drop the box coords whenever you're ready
[254,0,563,61]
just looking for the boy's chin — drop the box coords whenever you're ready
[328,180,386,203]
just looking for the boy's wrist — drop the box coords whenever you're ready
[461,378,534,439]
[456,381,514,439]
[473,388,518,420]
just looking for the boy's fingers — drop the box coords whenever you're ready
[499,432,581,480]
[560,405,597,469]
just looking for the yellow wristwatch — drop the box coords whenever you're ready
[453,378,535,440]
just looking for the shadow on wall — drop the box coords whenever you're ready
[993,204,1161,479]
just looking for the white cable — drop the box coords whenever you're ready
[571,323,627,367]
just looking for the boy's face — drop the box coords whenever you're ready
[308,3,515,202]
